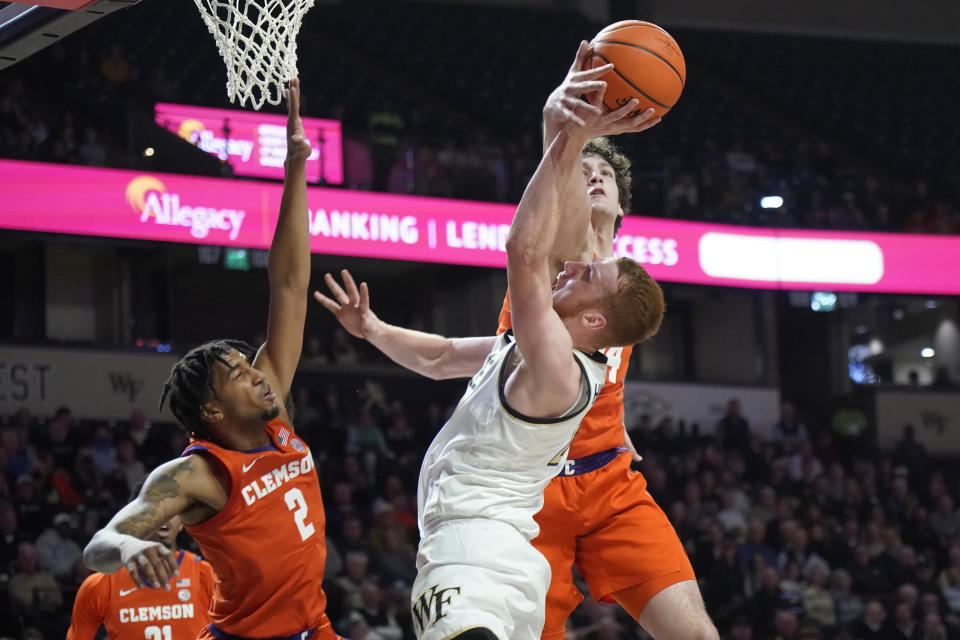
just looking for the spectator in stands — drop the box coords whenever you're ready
[930,496,960,539]
[34,512,82,579]
[831,568,864,626]
[852,599,890,640]
[0,502,26,578]
[383,412,418,467]
[124,408,149,450]
[327,481,362,535]
[705,543,746,619]
[786,441,824,483]
[37,406,80,469]
[771,610,798,640]
[354,580,403,640]
[889,601,918,640]
[9,542,62,615]
[801,565,836,629]
[737,517,777,570]
[367,104,404,192]
[747,566,784,635]
[339,515,372,555]
[337,550,372,611]
[13,474,48,535]
[941,566,960,615]
[717,487,748,536]
[749,485,779,525]
[345,408,393,459]
[895,425,928,478]
[772,401,809,454]
[1,425,32,480]
[372,526,416,585]
[717,399,751,452]
[919,612,950,640]
[344,612,385,640]
[87,423,117,476]
[114,436,143,492]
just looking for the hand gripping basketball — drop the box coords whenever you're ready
[544,41,661,139]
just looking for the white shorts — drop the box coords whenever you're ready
[411,519,550,640]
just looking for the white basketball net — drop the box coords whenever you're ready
[193,0,315,110]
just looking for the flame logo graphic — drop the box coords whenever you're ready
[125,176,167,213]
[178,119,205,143]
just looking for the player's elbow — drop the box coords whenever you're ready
[505,236,543,267]
[82,533,120,574]
[268,269,311,293]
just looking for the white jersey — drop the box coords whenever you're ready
[417,331,608,540]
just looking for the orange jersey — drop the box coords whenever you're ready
[67,550,214,640]
[497,291,632,458]
[182,419,332,638]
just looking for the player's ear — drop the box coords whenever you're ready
[582,311,607,331]
[201,403,223,424]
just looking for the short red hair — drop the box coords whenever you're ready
[598,258,665,347]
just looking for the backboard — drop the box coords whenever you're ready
[0,0,141,70]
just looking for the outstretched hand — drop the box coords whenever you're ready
[285,77,311,164]
[313,270,380,340]
[543,41,661,140]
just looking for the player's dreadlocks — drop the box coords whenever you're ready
[160,339,257,441]
[583,136,632,235]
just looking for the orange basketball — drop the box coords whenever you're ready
[583,20,686,118]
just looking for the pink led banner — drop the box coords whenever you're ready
[154,103,343,184]
[1,160,958,294]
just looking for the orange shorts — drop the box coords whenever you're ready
[532,451,695,640]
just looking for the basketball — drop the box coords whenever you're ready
[583,20,686,118]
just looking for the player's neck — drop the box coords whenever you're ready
[564,320,602,355]
[590,210,616,255]
[213,419,272,450]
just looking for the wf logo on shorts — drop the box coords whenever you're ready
[411,584,461,631]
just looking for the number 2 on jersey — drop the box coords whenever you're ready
[284,487,315,540]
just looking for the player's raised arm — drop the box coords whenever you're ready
[314,269,497,380]
[504,130,586,400]
[83,456,227,588]
[253,78,313,420]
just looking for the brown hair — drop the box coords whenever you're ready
[582,136,632,234]
[599,258,665,347]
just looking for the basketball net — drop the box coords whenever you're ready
[192,0,315,110]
